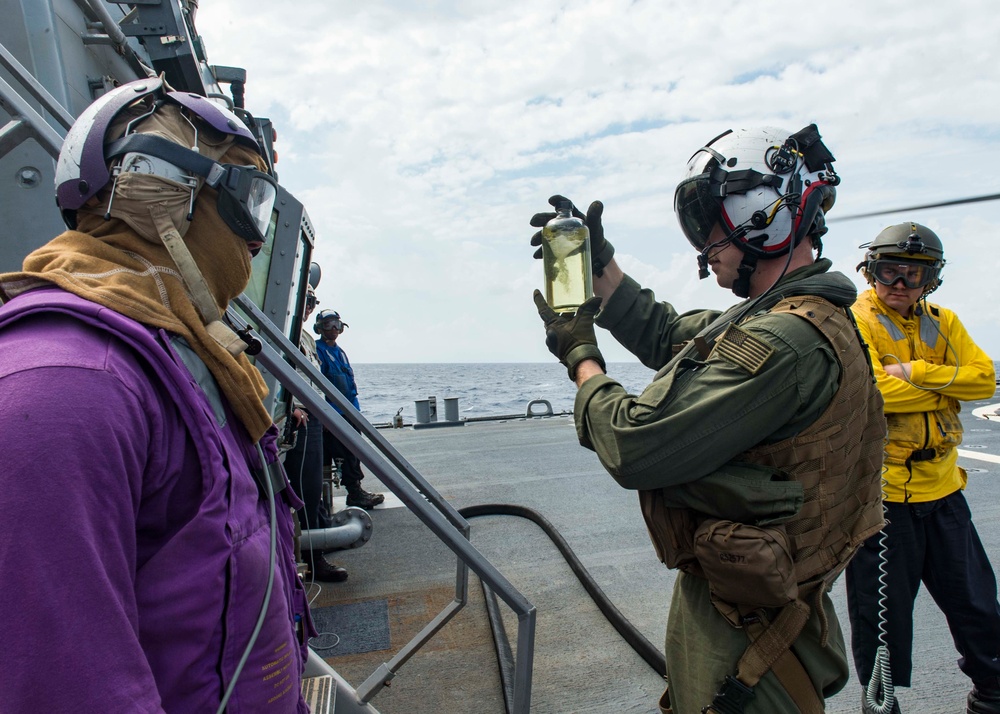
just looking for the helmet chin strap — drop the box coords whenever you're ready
[732,251,759,299]
[148,204,249,357]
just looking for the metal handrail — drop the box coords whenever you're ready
[0,39,73,168]
[234,296,471,532]
[232,295,536,713]
[0,44,76,131]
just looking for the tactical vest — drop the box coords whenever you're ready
[640,295,886,593]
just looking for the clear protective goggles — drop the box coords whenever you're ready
[316,310,345,331]
[213,163,277,249]
[106,133,277,252]
[869,257,940,289]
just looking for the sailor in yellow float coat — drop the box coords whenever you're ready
[852,288,994,503]
[846,222,1000,714]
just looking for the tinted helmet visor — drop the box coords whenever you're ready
[870,258,939,289]
[674,174,722,250]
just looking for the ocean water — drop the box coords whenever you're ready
[354,362,657,426]
[354,360,1000,426]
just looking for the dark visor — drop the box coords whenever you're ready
[674,145,728,251]
[674,174,722,250]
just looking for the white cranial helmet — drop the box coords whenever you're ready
[674,124,839,259]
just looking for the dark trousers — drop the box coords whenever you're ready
[323,424,365,490]
[283,416,331,534]
[846,489,1000,687]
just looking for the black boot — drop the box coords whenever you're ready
[346,484,384,510]
[969,677,1000,714]
[305,552,348,582]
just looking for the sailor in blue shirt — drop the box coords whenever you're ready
[315,310,384,509]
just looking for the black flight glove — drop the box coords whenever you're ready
[533,291,606,381]
[530,195,615,277]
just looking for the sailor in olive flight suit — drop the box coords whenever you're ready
[531,125,886,714]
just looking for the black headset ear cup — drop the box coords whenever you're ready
[794,185,834,243]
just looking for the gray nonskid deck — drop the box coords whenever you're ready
[318,402,1000,713]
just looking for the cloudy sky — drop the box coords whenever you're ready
[198,0,1000,364]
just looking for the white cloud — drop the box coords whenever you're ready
[198,0,1000,362]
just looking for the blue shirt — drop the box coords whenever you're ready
[315,340,360,413]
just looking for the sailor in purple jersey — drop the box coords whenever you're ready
[0,78,312,712]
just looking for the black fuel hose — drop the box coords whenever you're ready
[457,503,667,677]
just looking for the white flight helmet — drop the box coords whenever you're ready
[674,124,839,264]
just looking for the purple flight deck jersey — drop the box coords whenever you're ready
[0,288,311,713]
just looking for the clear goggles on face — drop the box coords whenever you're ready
[316,310,344,331]
[214,164,277,249]
[869,257,940,289]
[306,292,318,310]
[106,133,278,252]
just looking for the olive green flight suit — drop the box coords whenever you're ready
[576,259,865,713]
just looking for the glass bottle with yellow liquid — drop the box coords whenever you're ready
[541,200,593,313]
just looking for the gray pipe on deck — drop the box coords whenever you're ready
[299,507,372,552]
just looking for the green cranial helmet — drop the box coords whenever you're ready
[858,222,945,295]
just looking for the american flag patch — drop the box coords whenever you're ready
[711,323,775,374]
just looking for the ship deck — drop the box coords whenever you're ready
[311,398,1000,714]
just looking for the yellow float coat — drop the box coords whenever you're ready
[851,289,995,503]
